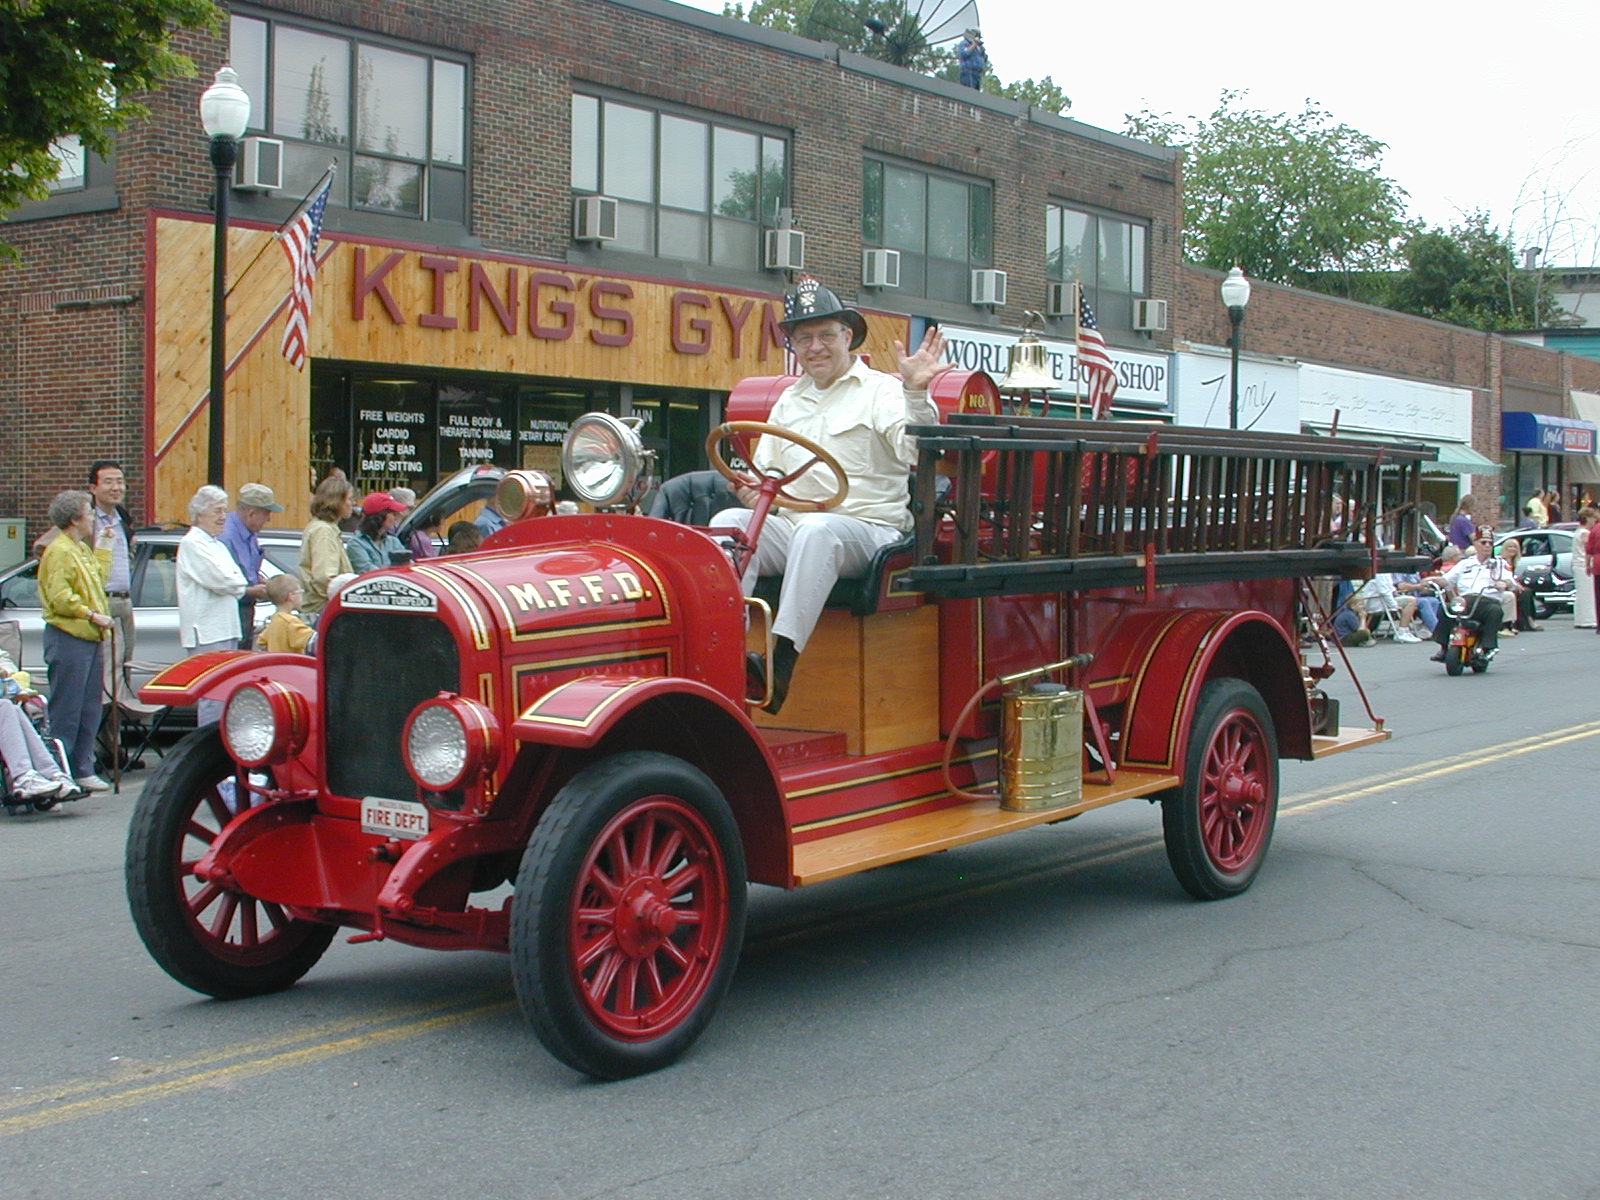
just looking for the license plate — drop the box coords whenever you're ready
[361,796,429,840]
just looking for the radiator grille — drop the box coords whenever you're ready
[322,610,460,800]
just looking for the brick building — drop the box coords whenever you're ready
[3,0,1597,540]
[0,0,1180,532]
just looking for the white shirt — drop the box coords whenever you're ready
[756,357,939,531]
[1443,554,1513,597]
[177,526,247,648]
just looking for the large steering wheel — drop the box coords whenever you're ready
[705,421,849,513]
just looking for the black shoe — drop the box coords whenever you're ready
[1429,650,1446,662]
[764,636,799,715]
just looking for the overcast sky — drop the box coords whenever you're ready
[668,0,1600,265]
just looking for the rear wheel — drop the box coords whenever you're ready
[1162,679,1278,900]
[126,726,334,998]
[511,752,747,1079]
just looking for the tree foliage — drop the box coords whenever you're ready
[725,0,1070,114]
[1126,91,1410,287]
[0,0,218,245]
[1390,212,1561,331]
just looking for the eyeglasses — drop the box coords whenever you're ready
[789,329,845,348]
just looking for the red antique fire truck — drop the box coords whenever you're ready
[126,370,1431,1079]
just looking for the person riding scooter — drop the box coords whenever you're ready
[1429,530,1517,662]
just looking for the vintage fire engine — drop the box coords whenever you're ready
[125,370,1431,1079]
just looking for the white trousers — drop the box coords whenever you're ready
[708,509,901,653]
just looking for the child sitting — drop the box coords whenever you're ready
[256,574,317,655]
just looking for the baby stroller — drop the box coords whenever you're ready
[1,690,81,816]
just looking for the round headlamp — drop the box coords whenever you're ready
[496,469,555,522]
[561,412,644,507]
[403,694,501,793]
[222,680,309,768]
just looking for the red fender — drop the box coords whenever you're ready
[1111,609,1311,771]
[512,674,793,887]
[139,651,318,708]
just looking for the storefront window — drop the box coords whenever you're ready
[311,368,693,497]
[571,91,789,269]
[231,10,470,223]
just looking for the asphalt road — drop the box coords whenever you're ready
[3,619,1598,1199]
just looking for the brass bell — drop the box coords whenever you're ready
[1000,312,1058,392]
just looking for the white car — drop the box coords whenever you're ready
[0,527,303,689]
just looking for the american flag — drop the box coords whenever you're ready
[1076,287,1118,419]
[278,168,334,370]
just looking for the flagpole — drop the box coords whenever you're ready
[225,163,337,300]
[1074,279,1087,419]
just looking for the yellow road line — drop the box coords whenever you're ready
[11,719,1598,1132]
[0,1001,514,1138]
[0,994,507,1114]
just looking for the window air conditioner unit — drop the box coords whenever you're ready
[1044,282,1071,318]
[862,248,900,289]
[1133,297,1169,332]
[572,195,619,242]
[232,136,284,191]
[971,268,1008,307]
[764,228,806,271]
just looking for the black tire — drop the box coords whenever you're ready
[511,751,747,1079]
[125,725,335,999]
[1162,679,1279,901]
[1470,657,1489,674]
[1445,651,1465,676]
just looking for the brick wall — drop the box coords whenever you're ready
[0,0,1181,532]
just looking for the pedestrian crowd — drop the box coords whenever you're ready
[6,457,547,809]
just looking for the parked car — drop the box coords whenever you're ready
[1495,525,1577,618]
[0,526,304,689]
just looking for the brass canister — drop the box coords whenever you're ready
[999,683,1084,811]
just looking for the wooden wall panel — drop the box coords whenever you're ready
[151,214,912,528]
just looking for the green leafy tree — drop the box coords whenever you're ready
[0,0,220,254]
[1126,91,1409,287]
[725,0,1068,110]
[1391,212,1560,330]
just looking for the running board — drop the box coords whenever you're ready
[1310,726,1389,758]
[790,769,1179,886]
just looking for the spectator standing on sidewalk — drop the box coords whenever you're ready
[301,476,354,617]
[218,483,279,648]
[177,486,249,725]
[38,490,114,793]
[87,461,136,695]
[1575,507,1598,629]
[1447,497,1475,551]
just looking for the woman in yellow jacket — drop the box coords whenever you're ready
[38,490,114,791]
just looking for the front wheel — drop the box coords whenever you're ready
[125,726,335,999]
[1162,679,1279,901]
[1445,647,1466,676]
[511,752,747,1079]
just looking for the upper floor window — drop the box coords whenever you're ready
[1046,204,1147,338]
[230,11,468,223]
[571,93,788,269]
[862,158,992,304]
[44,136,87,192]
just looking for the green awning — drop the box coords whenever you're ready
[1303,427,1502,476]
[1427,441,1502,476]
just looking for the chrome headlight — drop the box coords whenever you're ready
[403,694,500,793]
[222,681,309,767]
[561,412,645,507]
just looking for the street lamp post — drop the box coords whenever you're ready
[1220,266,1252,431]
[199,66,252,488]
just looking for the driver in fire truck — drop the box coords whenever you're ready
[709,277,951,714]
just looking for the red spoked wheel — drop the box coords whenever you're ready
[125,726,334,998]
[1161,679,1279,900]
[512,752,747,1079]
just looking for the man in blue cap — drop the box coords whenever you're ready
[711,276,949,713]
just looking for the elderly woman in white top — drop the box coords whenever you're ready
[177,485,248,725]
